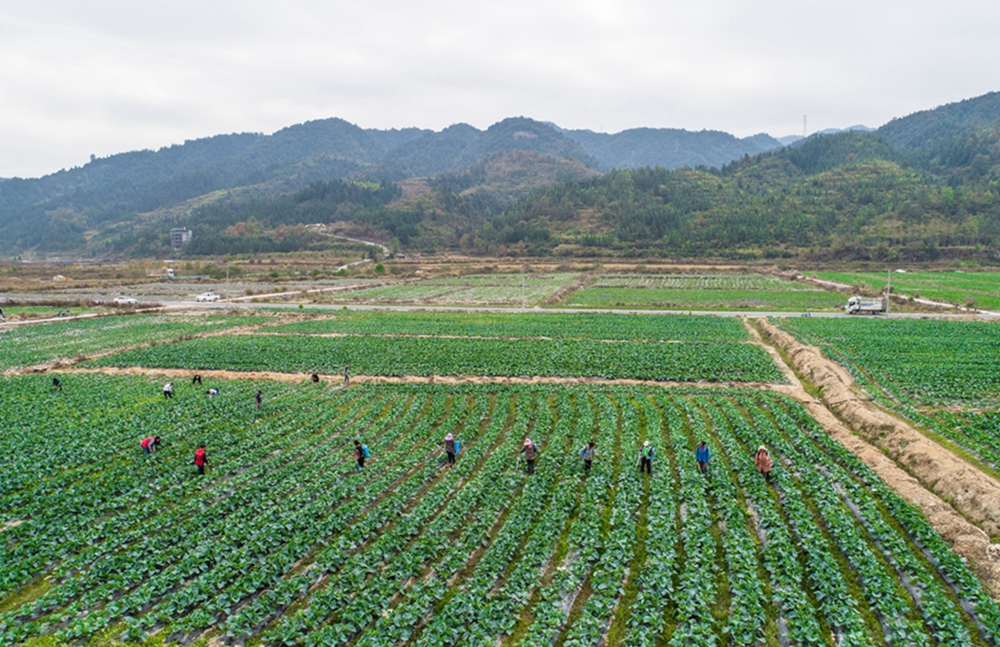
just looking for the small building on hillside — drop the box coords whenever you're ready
[170,228,193,249]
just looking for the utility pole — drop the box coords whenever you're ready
[886,267,891,315]
[803,115,807,138]
[226,265,230,303]
[522,275,526,310]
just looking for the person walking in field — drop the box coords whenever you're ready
[194,444,207,475]
[255,390,263,410]
[311,373,320,383]
[140,436,161,455]
[344,365,350,386]
[443,433,457,466]
[639,440,654,475]
[580,441,596,472]
[163,382,173,399]
[520,438,538,474]
[192,374,202,386]
[755,446,773,483]
[354,440,367,471]
[696,441,710,475]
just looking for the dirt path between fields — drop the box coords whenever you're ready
[750,317,1000,595]
[50,366,784,391]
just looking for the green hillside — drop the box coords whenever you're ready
[383,132,1000,260]
[4,92,1000,260]
[878,91,1000,183]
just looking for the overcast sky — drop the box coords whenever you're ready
[2,0,998,178]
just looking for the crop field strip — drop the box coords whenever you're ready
[563,273,845,311]
[588,274,816,290]
[265,310,751,342]
[2,378,997,646]
[777,316,1000,472]
[78,310,786,384]
[83,332,785,383]
[319,273,581,306]
[0,313,269,371]
[812,271,1000,311]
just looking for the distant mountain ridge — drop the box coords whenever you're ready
[3,90,1000,257]
[561,128,782,170]
[0,115,786,251]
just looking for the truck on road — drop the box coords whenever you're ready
[844,296,888,315]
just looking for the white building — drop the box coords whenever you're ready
[170,228,192,249]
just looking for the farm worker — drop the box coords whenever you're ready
[520,439,538,474]
[51,376,62,390]
[443,433,457,466]
[163,382,174,399]
[194,444,208,475]
[255,390,263,410]
[639,441,654,475]
[354,440,366,471]
[580,441,596,472]
[206,387,219,398]
[696,441,710,475]
[140,436,161,455]
[192,374,202,385]
[344,365,350,385]
[311,373,320,383]
[755,446,773,483]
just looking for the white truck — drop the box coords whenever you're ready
[844,296,888,315]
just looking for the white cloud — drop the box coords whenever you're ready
[2,0,999,176]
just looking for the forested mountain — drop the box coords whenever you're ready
[878,91,1000,184]
[127,150,598,256]
[357,132,1000,260]
[561,128,782,170]
[3,91,1000,259]
[0,114,785,254]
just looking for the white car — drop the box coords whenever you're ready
[195,292,220,302]
[113,296,138,305]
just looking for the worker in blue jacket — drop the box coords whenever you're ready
[696,440,710,475]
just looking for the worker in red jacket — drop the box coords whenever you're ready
[140,436,161,455]
[194,444,208,475]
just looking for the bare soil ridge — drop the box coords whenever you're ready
[52,366,782,391]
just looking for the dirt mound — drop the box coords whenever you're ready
[758,318,1000,538]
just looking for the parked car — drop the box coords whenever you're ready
[195,292,220,302]
[113,296,139,305]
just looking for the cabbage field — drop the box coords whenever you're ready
[778,316,1000,472]
[564,274,844,312]
[0,314,266,370]
[82,311,786,383]
[777,317,1000,408]
[264,310,750,342]
[85,333,784,383]
[1,376,997,646]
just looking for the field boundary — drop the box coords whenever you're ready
[49,366,787,390]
